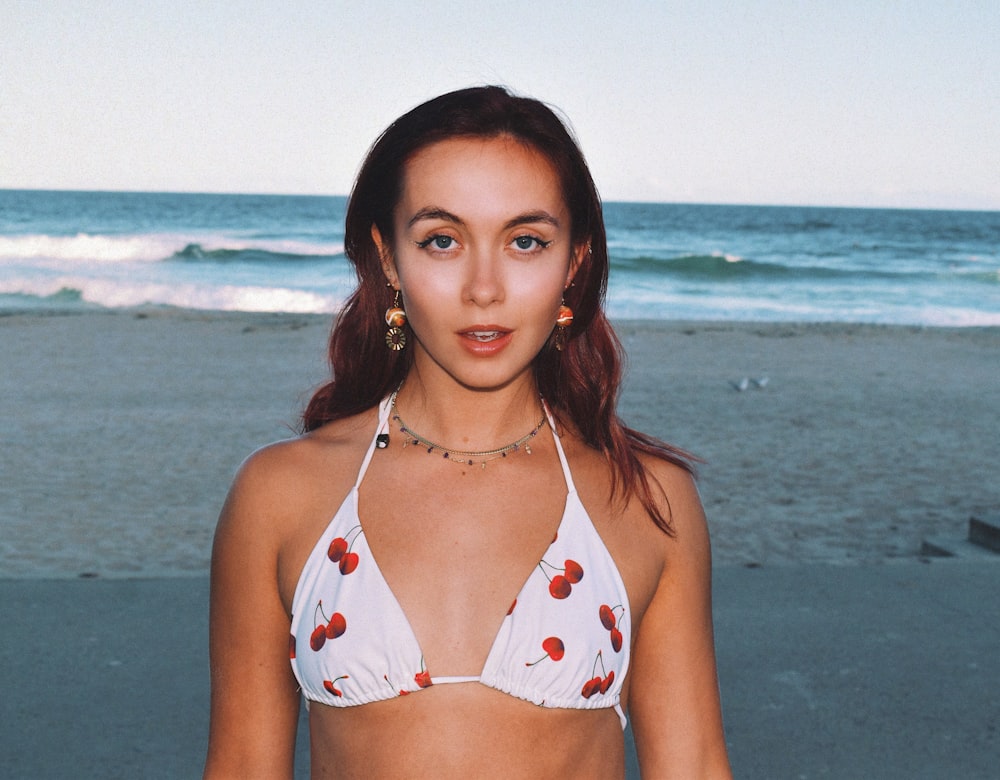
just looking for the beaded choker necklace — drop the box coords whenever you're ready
[384,389,547,469]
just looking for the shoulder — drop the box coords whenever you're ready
[215,408,378,549]
[640,453,708,553]
[567,425,706,553]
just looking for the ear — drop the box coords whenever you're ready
[565,239,590,289]
[371,224,399,288]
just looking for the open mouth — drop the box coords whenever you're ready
[465,330,505,342]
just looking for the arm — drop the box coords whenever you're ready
[628,466,732,778]
[204,449,302,779]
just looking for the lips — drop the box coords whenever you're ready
[458,326,512,355]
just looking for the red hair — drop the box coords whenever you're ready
[303,86,694,534]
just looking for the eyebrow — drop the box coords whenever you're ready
[407,207,561,231]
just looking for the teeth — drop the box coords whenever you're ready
[468,331,500,341]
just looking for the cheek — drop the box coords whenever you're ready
[516,267,569,308]
[396,271,451,327]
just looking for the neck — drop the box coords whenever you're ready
[392,370,544,453]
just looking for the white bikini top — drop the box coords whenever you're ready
[289,396,632,727]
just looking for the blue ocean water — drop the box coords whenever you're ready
[2,189,998,325]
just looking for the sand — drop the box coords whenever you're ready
[1,309,998,577]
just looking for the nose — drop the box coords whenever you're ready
[463,251,504,307]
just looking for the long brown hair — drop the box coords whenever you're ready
[303,86,694,534]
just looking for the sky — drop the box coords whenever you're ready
[3,1,999,210]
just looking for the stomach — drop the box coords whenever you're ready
[305,683,625,778]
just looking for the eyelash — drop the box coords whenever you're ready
[415,234,456,250]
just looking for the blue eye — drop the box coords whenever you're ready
[512,235,551,252]
[416,234,456,250]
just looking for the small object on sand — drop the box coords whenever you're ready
[752,376,770,389]
[730,377,750,391]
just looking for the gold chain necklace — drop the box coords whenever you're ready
[387,389,547,469]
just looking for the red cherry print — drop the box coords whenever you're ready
[339,552,359,575]
[582,649,609,698]
[539,559,577,598]
[328,526,363,569]
[549,575,572,599]
[526,636,566,667]
[507,598,517,616]
[326,612,347,639]
[309,624,327,652]
[582,677,602,699]
[289,634,296,660]
[327,537,348,562]
[610,627,623,653]
[323,675,349,697]
[542,636,566,661]
[599,604,616,631]
[415,670,433,688]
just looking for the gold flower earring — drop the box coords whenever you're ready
[385,289,406,351]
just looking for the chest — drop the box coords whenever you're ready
[357,454,568,665]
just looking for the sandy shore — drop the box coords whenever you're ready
[1,309,997,577]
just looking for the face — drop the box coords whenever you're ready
[376,135,583,392]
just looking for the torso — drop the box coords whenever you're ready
[272,405,670,778]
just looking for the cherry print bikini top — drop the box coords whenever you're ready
[289,396,632,728]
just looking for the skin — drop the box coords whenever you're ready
[205,136,731,778]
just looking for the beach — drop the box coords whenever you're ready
[2,309,997,577]
[2,309,998,778]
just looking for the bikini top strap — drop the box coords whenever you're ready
[542,400,577,494]
[354,395,393,489]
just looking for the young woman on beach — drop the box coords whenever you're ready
[205,86,730,778]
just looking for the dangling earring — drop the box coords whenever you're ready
[385,289,406,351]
[554,300,574,351]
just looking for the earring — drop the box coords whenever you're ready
[385,289,406,351]
[554,300,574,351]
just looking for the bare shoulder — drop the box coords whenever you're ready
[638,451,709,562]
[215,409,378,551]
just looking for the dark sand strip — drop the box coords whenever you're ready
[2,560,997,778]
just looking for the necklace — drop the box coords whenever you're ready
[387,389,547,469]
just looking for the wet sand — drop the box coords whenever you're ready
[1,309,997,576]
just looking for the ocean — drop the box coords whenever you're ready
[2,189,998,326]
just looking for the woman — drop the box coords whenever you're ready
[205,86,730,778]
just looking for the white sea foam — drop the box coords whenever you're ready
[714,251,744,263]
[0,275,340,313]
[0,233,344,264]
[0,233,181,263]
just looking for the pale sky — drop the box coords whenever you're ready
[3,1,998,209]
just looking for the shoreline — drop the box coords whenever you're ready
[1,308,997,577]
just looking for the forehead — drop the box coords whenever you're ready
[398,136,566,220]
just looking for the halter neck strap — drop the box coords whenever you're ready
[354,395,393,490]
[542,400,577,495]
